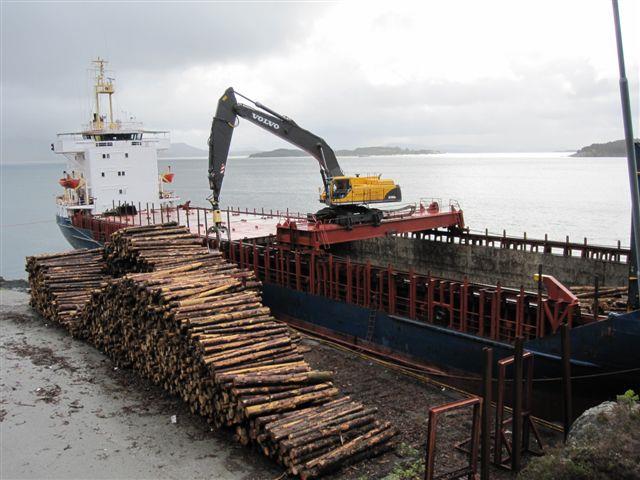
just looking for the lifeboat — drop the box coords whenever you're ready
[160,168,175,183]
[59,177,81,189]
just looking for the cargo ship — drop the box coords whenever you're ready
[53,58,179,249]
[53,60,639,419]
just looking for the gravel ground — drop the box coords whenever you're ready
[301,338,561,480]
[0,289,281,480]
[1,287,560,479]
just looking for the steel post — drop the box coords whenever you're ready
[512,337,524,472]
[481,347,493,480]
[561,323,573,441]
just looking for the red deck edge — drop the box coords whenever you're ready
[276,209,465,249]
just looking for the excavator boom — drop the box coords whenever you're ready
[208,88,343,206]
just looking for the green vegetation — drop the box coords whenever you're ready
[616,389,639,405]
[382,443,425,480]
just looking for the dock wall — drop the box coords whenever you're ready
[333,236,628,289]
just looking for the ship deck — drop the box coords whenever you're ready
[73,203,466,248]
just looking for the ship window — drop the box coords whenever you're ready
[101,172,105,177]
[122,171,125,176]
[125,153,129,158]
[117,171,121,176]
[119,189,123,194]
[102,154,106,159]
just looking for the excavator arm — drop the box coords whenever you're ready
[208,87,343,211]
[207,87,401,236]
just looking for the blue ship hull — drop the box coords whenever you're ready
[56,215,102,250]
[263,284,640,378]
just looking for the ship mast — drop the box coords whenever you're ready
[92,57,115,131]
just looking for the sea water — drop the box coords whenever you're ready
[1,153,631,279]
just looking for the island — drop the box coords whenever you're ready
[158,142,208,158]
[249,146,440,158]
[571,139,638,157]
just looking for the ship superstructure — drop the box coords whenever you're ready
[53,58,177,247]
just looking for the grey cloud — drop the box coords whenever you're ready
[294,59,630,151]
[1,2,322,93]
[1,1,326,161]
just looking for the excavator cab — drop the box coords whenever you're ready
[320,175,402,205]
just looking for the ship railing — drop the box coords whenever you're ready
[89,202,307,242]
[80,121,146,132]
[56,196,95,207]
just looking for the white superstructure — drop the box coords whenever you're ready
[53,58,177,216]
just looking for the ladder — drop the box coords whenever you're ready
[365,307,377,342]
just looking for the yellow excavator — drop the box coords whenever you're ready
[207,88,401,229]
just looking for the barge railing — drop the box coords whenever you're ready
[226,240,586,344]
[409,229,629,263]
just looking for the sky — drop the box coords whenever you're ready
[1,0,639,163]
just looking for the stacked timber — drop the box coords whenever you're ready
[104,223,210,274]
[25,248,109,329]
[26,226,397,478]
[74,259,397,477]
[571,285,628,315]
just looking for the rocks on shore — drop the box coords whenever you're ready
[0,276,29,291]
[518,392,640,480]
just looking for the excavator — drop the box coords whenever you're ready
[207,88,402,235]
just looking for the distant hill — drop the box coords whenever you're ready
[337,146,439,156]
[249,146,439,158]
[571,139,638,157]
[249,148,305,158]
[159,142,207,158]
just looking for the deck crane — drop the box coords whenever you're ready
[207,88,402,234]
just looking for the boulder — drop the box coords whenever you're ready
[518,396,640,480]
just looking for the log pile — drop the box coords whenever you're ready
[25,248,109,329]
[571,285,628,316]
[104,223,210,274]
[25,225,397,478]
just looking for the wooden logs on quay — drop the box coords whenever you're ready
[104,222,211,274]
[25,224,397,478]
[25,248,110,329]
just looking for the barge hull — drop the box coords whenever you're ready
[262,283,640,377]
